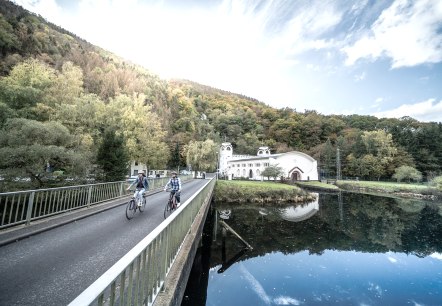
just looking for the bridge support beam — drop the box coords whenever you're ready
[153,190,213,306]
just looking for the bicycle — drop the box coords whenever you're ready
[163,189,180,219]
[126,188,147,220]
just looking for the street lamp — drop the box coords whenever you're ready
[216,152,219,180]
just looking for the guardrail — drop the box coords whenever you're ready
[68,177,215,306]
[0,176,192,229]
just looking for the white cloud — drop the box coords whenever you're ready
[430,252,442,260]
[274,296,302,305]
[354,71,366,82]
[374,98,442,122]
[13,0,64,22]
[343,0,442,68]
[387,256,397,263]
[239,263,272,305]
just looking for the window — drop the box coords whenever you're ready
[264,163,269,167]
[256,163,261,167]
[248,163,253,167]
[134,161,139,166]
[242,163,246,167]
[133,170,138,176]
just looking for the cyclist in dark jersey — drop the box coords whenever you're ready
[164,171,181,206]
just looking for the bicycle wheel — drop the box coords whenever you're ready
[139,196,147,212]
[164,199,174,219]
[126,199,137,220]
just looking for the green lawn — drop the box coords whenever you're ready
[214,180,315,203]
[296,181,339,190]
[217,180,296,190]
[335,180,430,192]
[334,180,442,200]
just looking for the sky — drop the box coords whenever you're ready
[11,0,442,122]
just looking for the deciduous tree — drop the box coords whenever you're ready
[0,118,89,187]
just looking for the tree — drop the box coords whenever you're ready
[392,166,422,183]
[109,94,169,170]
[360,130,398,180]
[0,118,89,187]
[322,138,335,178]
[0,58,55,110]
[430,176,442,190]
[168,142,183,171]
[261,164,284,181]
[96,129,129,182]
[185,139,218,173]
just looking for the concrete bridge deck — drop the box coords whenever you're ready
[0,178,213,306]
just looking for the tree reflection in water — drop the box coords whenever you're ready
[182,191,442,306]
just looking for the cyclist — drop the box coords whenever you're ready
[127,170,149,206]
[164,171,181,207]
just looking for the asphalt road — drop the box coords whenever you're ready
[0,179,209,306]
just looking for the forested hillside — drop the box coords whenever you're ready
[0,0,441,189]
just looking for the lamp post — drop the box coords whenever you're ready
[215,152,219,180]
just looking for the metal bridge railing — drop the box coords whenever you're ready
[0,176,192,229]
[68,177,215,306]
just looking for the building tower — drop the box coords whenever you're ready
[257,146,271,156]
[219,142,233,175]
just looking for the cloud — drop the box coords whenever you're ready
[274,296,302,305]
[239,263,272,305]
[13,0,64,22]
[342,0,442,68]
[239,264,302,305]
[354,71,366,82]
[374,98,442,122]
[430,252,442,260]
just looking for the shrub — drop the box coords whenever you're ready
[430,176,442,190]
[392,166,422,183]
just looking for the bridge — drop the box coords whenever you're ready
[0,175,216,306]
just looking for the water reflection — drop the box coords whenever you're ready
[279,194,319,222]
[182,192,442,306]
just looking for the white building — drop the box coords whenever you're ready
[218,142,318,181]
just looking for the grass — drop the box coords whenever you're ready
[335,180,441,200]
[295,181,339,191]
[218,180,296,190]
[336,180,430,192]
[214,180,316,204]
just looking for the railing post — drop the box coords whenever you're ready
[25,192,35,226]
[119,182,123,197]
[87,185,93,208]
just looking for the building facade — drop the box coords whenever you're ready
[218,142,318,181]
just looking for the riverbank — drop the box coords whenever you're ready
[214,180,316,204]
[295,181,340,192]
[296,180,441,201]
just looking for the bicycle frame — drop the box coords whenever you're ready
[168,192,176,208]
[132,188,145,204]
[164,189,179,219]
